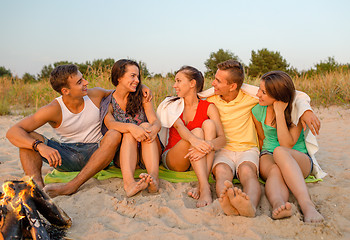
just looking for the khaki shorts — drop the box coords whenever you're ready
[212,147,259,179]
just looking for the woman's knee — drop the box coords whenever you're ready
[202,119,216,137]
[105,129,121,140]
[191,128,204,138]
[273,146,289,156]
[273,146,291,164]
[122,132,137,144]
[202,119,215,130]
[102,130,122,148]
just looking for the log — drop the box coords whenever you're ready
[0,199,24,240]
[21,192,50,240]
[1,178,71,239]
[24,177,72,229]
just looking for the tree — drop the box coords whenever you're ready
[39,61,73,80]
[314,56,339,73]
[248,48,289,77]
[204,49,240,78]
[38,64,53,79]
[153,73,163,78]
[90,58,115,70]
[22,73,37,83]
[0,66,12,78]
[137,60,151,79]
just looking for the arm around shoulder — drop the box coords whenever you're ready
[88,87,113,107]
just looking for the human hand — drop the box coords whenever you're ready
[141,85,153,103]
[140,123,157,143]
[37,144,62,168]
[300,110,321,135]
[184,148,206,162]
[129,124,151,142]
[189,138,213,154]
[273,101,288,114]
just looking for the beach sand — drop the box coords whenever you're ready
[0,106,349,240]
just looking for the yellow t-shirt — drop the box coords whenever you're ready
[207,90,259,152]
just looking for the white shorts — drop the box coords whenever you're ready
[212,147,259,179]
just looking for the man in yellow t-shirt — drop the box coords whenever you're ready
[206,60,260,217]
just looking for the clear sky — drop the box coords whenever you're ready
[1,0,349,77]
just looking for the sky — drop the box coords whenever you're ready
[1,0,350,77]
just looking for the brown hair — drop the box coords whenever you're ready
[111,59,143,117]
[50,64,78,94]
[261,71,295,128]
[217,60,244,90]
[169,66,204,103]
[177,66,204,93]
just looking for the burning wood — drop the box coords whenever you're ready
[0,177,72,239]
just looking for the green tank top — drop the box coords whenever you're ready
[252,104,308,154]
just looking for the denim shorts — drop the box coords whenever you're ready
[43,137,99,172]
[260,150,314,177]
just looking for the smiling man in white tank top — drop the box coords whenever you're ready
[6,64,123,197]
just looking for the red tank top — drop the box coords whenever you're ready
[164,100,212,151]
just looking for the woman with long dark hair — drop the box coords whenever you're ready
[104,59,162,197]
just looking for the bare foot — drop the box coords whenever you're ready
[196,186,212,208]
[218,181,239,215]
[227,187,256,217]
[272,202,292,219]
[140,173,159,194]
[303,204,324,223]
[187,187,200,200]
[43,183,77,198]
[124,178,149,197]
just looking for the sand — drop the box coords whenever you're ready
[0,106,349,240]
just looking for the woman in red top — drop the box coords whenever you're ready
[162,66,225,207]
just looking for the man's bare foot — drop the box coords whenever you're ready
[227,187,256,217]
[196,186,212,208]
[218,181,239,215]
[124,178,149,197]
[43,183,77,198]
[303,204,324,223]
[140,173,159,194]
[187,187,199,200]
[272,202,292,219]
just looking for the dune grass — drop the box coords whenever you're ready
[0,68,349,116]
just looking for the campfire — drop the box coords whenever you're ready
[0,177,71,239]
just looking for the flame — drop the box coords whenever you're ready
[0,178,36,220]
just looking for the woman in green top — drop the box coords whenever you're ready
[252,71,323,223]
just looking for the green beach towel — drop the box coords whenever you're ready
[44,165,322,184]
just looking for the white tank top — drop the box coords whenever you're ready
[54,96,102,143]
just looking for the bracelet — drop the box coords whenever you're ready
[32,140,43,152]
